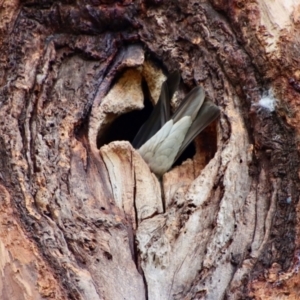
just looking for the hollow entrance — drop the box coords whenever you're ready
[96,78,218,174]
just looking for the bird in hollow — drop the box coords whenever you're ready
[132,71,220,177]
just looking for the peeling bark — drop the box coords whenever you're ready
[1,0,300,299]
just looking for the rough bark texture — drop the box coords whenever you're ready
[1,0,300,299]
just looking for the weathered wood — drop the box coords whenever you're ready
[0,0,300,299]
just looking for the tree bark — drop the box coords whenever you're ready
[1,0,300,299]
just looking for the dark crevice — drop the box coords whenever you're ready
[74,112,90,149]
[140,266,149,300]
[96,78,153,148]
[173,142,196,167]
[133,166,149,299]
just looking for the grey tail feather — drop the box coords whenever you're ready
[132,71,180,149]
[175,101,220,161]
[172,86,205,123]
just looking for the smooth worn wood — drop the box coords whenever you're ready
[0,0,300,299]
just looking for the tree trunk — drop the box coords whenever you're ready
[1,0,300,299]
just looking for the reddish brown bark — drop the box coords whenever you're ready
[1,0,300,299]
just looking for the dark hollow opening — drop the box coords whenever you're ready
[197,122,219,163]
[96,80,153,148]
[173,143,196,167]
[96,79,218,172]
